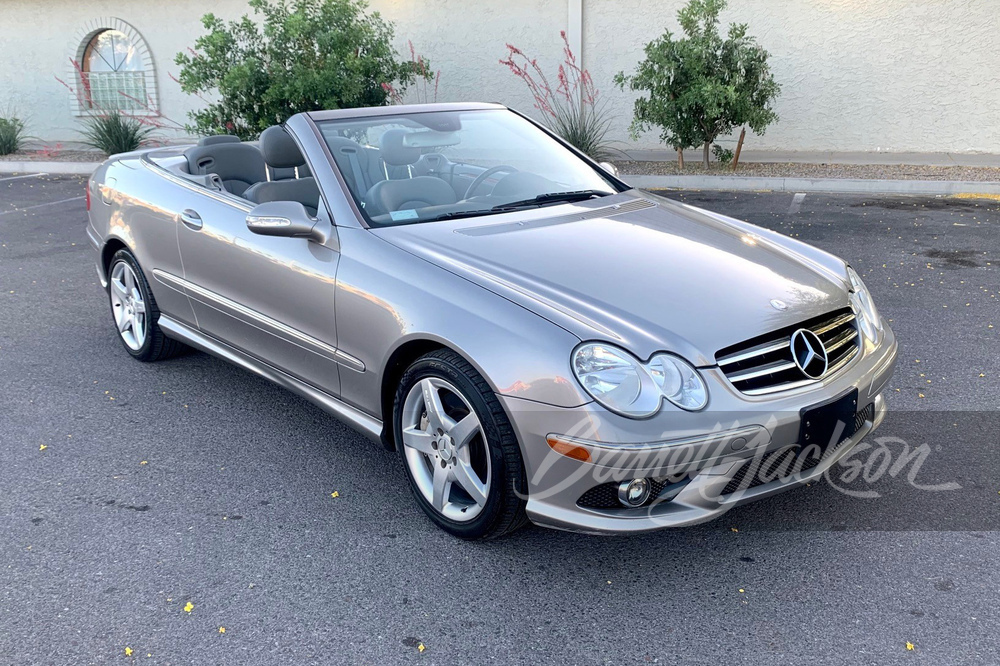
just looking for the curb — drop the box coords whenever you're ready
[628,174,1000,196]
[0,161,100,176]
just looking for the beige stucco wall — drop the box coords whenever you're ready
[1,0,997,153]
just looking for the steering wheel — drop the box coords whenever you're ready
[464,165,518,199]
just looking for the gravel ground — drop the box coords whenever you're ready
[613,160,1000,182]
[0,149,104,162]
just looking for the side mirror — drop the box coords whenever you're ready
[598,161,620,178]
[246,201,325,243]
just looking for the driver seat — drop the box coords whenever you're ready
[363,129,456,217]
[244,126,320,216]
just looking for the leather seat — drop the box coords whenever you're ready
[363,129,457,217]
[244,126,320,216]
[185,142,266,196]
[197,134,241,146]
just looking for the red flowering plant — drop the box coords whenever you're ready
[500,31,615,161]
[381,41,440,105]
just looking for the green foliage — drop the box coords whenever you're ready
[175,0,428,139]
[0,115,26,155]
[80,113,156,155]
[614,0,780,165]
[712,144,733,165]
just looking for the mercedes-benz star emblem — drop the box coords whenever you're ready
[770,299,788,311]
[790,328,829,379]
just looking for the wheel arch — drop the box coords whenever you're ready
[100,237,130,282]
[379,337,513,452]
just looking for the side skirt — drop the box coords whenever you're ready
[157,315,383,443]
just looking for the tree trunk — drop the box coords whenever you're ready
[703,140,711,168]
[677,147,684,170]
[732,127,747,171]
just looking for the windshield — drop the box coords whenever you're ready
[316,109,620,227]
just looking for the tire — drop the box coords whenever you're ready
[106,248,186,362]
[393,349,528,539]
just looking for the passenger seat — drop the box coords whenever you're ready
[244,126,321,216]
[185,141,266,197]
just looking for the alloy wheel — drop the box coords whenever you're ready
[400,377,492,522]
[109,261,147,351]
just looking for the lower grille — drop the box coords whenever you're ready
[716,308,860,395]
[722,403,875,495]
[577,477,687,510]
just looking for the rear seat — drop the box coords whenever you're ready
[185,142,266,197]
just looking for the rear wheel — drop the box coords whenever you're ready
[393,349,528,539]
[107,249,186,362]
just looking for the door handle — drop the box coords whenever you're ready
[180,209,203,230]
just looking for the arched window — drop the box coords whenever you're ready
[70,19,157,115]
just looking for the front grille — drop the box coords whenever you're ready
[716,308,860,395]
[722,402,876,495]
[577,476,686,510]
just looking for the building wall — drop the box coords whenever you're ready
[0,0,997,153]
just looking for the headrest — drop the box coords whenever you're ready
[379,129,421,166]
[198,134,241,146]
[259,125,306,169]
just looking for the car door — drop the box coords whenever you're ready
[174,192,343,396]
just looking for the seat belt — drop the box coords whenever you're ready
[345,150,367,194]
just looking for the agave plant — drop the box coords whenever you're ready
[0,115,27,155]
[80,113,156,156]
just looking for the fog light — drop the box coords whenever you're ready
[618,478,651,507]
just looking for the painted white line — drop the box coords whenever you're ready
[0,196,86,216]
[0,172,45,183]
[787,192,806,214]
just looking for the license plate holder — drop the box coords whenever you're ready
[799,388,859,455]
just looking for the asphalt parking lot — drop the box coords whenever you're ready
[1,173,998,665]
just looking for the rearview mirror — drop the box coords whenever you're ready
[598,161,620,178]
[246,201,326,243]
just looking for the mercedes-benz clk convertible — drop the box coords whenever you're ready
[86,103,898,539]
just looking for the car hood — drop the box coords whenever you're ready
[372,191,850,366]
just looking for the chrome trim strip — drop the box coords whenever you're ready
[727,360,797,382]
[742,378,819,396]
[825,328,859,354]
[812,312,855,335]
[140,154,254,213]
[152,269,365,372]
[157,315,381,442]
[717,339,790,366]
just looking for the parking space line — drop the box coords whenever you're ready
[0,196,86,216]
[787,192,806,214]
[0,172,46,183]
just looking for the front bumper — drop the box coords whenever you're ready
[502,327,898,534]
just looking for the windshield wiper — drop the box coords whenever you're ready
[491,189,613,211]
[423,190,615,223]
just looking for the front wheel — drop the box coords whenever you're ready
[393,349,528,539]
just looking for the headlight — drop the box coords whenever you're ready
[572,343,708,418]
[846,266,882,342]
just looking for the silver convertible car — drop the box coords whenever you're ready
[86,103,897,539]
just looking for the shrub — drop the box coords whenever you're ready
[175,0,430,139]
[712,144,734,165]
[0,115,27,155]
[80,113,156,155]
[500,32,615,161]
[615,0,780,167]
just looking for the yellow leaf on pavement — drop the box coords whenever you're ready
[124,647,133,656]
[184,601,194,613]
[906,642,915,651]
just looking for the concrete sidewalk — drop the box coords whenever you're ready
[624,149,1000,168]
[628,174,1000,196]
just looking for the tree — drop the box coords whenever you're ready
[175,0,428,139]
[614,0,780,168]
